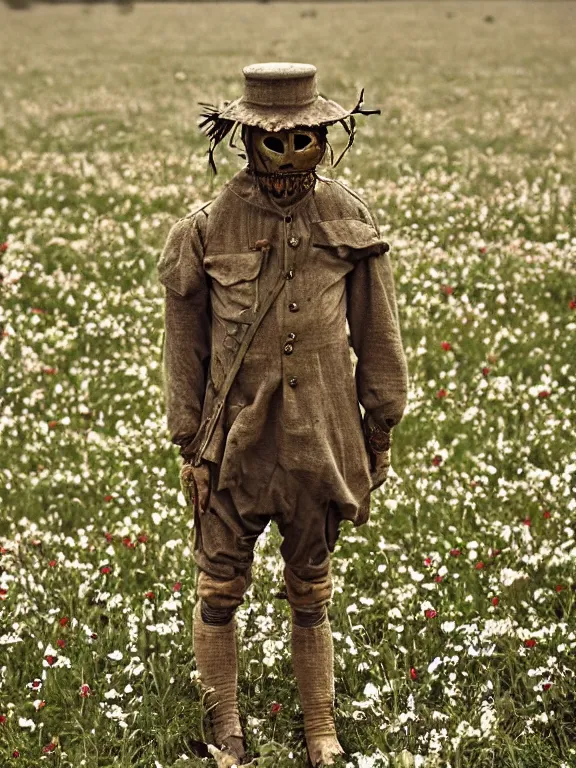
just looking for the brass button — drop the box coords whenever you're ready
[288,236,300,248]
[286,269,295,280]
[283,343,294,355]
[284,215,292,223]
[288,376,298,388]
[288,302,299,313]
[287,332,296,341]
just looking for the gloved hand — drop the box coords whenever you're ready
[369,448,391,492]
[179,459,211,514]
[363,414,393,492]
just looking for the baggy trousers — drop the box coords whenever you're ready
[192,461,343,614]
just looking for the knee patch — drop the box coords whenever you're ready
[284,558,333,612]
[197,569,251,612]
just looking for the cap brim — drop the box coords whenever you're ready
[216,95,353,132]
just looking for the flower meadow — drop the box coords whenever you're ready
[1,3,575,767]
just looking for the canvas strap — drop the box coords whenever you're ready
[189,267,288,467]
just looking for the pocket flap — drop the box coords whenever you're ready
[204,251,263,286]
[311,219,389,259]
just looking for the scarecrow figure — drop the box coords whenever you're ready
[157,63,408,767]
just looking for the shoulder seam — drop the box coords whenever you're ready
[317,177,379,232]
[183,199,214,220]
[328,178,372,210]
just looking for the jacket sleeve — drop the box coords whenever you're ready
[157,212,211,451]
[346,219,409,432]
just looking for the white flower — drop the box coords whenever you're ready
[363,682,380,700]
[107,650,123,661]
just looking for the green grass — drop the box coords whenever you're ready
[0,2,575,767]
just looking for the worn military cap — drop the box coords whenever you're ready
[217,62,367,132]
[198,61,380,173]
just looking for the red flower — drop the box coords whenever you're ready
[32,680,41,689]
[12,751,19,758]
[441,285,454,296]
[409,667,418,680]
[173,581,182,592]
[0,714,6,724]
[569,298,576,310]
[42,367,57,375]
[45,655,57,666]
[475,561,485,570]
[479,246,487,254]
[522,518,531,527]
[59,616,69,627]
[432,455,443,466]
[543,682,552,691]
[145,591,155,599]
[79,684,91,698]
[0,588,8,599]
[424,609,437,619]
[482,367,491,376]
[450,548,461,557]
[434,575,443,583]
[104,495,113,503]
[90,632,98,639]
[441,341,452,352]
[57,639,66,649]
[538,390,550,399]
[490,548,501,558]
[47,420,59,429]
[100,566,111,575]
[436,388,448,399]
[122,536,135,549]
[491,597,500,606]
[524,638,537,648]
[543,510,551,519]
[31,307,47,314]
[424,557,432,567]
[49,559,57,567]
[42,742,56,754]
[137,533,148,543]
[555,585,564,592]
[270,701,282,715]
[1,243,9,252]
[104,531,114,541]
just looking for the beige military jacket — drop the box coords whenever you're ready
[157,167,408,527]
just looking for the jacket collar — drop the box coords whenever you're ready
[225,166,317,218]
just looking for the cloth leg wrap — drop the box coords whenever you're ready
[192,600,244,749]
[291,613,345,766]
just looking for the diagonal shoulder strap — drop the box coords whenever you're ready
[190,267,287,467]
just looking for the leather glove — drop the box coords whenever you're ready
[179,459,211,514]
[363,414,393,492]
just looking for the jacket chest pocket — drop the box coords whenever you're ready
[310,219,389,262]
[204,250,264,322]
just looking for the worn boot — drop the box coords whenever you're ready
[193,600,246,765]
[291,612,345,767]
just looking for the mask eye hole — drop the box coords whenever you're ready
[263,136,285,154]
[294,134,312,151]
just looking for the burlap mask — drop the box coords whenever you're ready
[242,124,327,206]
